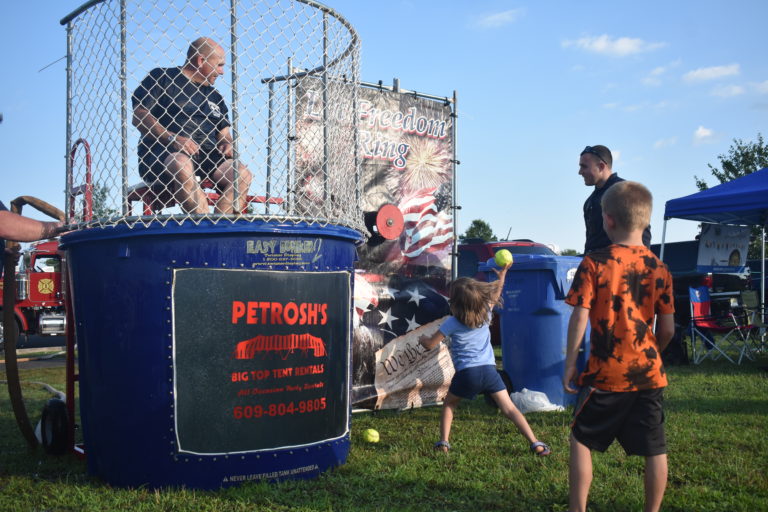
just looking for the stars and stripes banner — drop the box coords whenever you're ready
[351,86,454,409]
[295,81,454,409]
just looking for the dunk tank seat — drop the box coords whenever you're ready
[127,178,283,215]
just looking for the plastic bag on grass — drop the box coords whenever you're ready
[510,388,564,414]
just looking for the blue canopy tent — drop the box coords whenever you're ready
[661,167,768,313]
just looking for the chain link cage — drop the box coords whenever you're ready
[62,0,363,232]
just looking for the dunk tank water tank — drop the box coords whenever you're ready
[58,0,363,488]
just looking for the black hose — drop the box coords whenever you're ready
[3,197,66,449]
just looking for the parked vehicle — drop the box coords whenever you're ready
[0,239,66,349]
[746,259,766,299]
[651,241,751,327]
[457,238,556,280]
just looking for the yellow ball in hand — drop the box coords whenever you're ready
[362,428,380,443]
[494,249,513,267]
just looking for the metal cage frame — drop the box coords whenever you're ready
[61,0,364,233]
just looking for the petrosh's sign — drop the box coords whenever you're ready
[172,268,350,454]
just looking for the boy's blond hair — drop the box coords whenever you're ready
[601,180,652,233]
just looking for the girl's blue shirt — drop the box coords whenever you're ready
[439,312,495,371]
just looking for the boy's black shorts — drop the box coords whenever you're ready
[571,386,666,456]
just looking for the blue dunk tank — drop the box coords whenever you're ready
[59,0,363,488]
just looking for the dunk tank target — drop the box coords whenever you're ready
[59,0,362,488]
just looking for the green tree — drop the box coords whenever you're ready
[73,182,119,222]
[561,248,580,256]
[92,182,120,219]
[694,133,768,259]
[461,219,497,242]
[695,133,768,191]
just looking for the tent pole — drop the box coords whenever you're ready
[762,225,766,325]
[660,219,668,261]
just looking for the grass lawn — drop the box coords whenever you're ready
[1,347,767,511]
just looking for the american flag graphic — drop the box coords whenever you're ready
[353,271,379,327]
[399,184,453,260]
[359,275,450,342]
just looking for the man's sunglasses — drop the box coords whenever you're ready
[581,146,607,164]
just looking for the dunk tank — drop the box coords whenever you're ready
[59,0,363,488]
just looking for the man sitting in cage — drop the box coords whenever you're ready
[132,37,252,215]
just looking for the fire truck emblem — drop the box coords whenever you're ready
[38,279,55,295]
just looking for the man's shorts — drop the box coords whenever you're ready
[138,142,226,189]
[448,365,506,400]
[571,386,666,456]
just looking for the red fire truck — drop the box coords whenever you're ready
[0,239,66,348]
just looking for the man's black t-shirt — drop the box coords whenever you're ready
[132,67,230,151]
[583,173,651,253]
[0,200,7,276]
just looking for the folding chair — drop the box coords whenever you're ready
[688,286,746,364]
[738,290,767,356]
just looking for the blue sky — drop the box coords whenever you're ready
[2,1,766,252]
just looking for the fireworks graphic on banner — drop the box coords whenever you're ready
[387,135,451,197]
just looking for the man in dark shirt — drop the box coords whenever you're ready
[579,145,651,253]
[132,37,252,214]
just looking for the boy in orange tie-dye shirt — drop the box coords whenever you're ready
[563,181,675,512]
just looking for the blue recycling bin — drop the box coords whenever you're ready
[482,254,589,408]
[60,219,361,489]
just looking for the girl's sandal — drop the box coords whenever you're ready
[434,440,451,452]
[530,441,551,457]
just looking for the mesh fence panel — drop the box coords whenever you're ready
[64,0,362,231]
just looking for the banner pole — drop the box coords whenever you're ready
[762,225,766,324]
[451,89,458,281]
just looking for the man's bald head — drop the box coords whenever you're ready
[187,37,222,63]
[184,37,225,86]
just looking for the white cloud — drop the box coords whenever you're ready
[562,34,666,57]
[753,80,768,94]
[654,137,677,149]
[642,61,676,86]
[643,68,664,86]
[683,64,740,82]
[474,9,525,28]
[601,101,671,113]
[711,84,745,97]
[693,126,715,144]
[643,77,662,86]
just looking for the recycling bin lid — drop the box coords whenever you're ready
[478,253,560,273]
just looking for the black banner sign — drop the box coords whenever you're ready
[173,268,351,454]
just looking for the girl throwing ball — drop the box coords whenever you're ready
[420,262,550,456]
